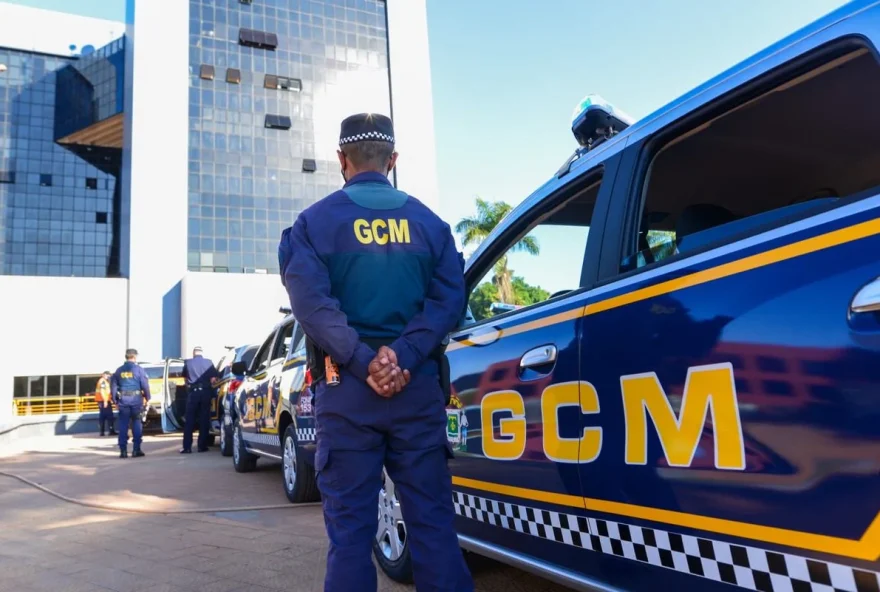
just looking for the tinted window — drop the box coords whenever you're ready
[624,46,880,272]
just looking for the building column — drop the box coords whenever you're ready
[385,0,439,213]
[121,0,190,361]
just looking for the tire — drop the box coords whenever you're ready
[373,469,413,583]
[232,420,257,473]
[219,417,233,457]
[281,424,319,503]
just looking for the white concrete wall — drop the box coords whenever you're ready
[0,277,128,425]
[179,272,290,362]
[385,0,439,212]
[0,2,124,57]
[121,0,190,361]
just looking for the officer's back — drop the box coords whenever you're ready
[184,350,215,387]
[296,175,449,344]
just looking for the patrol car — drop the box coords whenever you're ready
[140,361,184,425]
[375,3,880,590]
[214,343,258,456]
[226,313,320,504]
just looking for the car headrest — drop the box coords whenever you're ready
[676,204,738,238]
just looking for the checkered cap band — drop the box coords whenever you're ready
[339,131,395,145]
[453,491,880,592]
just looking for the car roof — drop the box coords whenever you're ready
[465,0,875,270]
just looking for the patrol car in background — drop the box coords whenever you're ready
[159,345,256,449]
[214,343,258,456]
[140,361,184,426]
[226,311,320,504]
[375,2,880,590]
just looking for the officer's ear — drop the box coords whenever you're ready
[387,151,399,174]
[337,149,347,170]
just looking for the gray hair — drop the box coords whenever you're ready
[342,140,394,171]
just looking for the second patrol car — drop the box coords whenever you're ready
[226,312,320,504]
[374,2,880,590]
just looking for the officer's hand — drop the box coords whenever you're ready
[368,346,400,392]
[367,369,410,398]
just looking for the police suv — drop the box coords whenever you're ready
[226,311,320,504]
[376,3,880,590]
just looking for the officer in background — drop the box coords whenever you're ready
[180,346,219,454]
[95,371,116,437]
[281,113,473,592]
[110,349,150,459]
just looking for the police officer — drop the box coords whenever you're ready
[95,371,116,437]
[281,113,473,592]
[180,346,219,454]
[110,349,150,459]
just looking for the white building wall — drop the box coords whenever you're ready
[385,0,439,212]
[0,277,128,424]
[121,0,190,361]
[180,272,289,362]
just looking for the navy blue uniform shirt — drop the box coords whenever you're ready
[110,361,151,401]
[184,355,219,389]
[280,171,466,379]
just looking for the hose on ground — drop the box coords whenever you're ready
[0,470,321,514]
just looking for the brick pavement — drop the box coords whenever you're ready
[0,434,572,592]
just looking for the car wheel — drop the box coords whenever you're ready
[281,424,320,503]
[373,469,413,583]
[219,417,233,457]
[232,420,257,473]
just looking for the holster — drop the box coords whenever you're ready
[305,335,452,405]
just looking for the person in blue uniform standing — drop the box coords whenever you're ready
[280,113,474,592]
[180,346,219,454]
[110,348,151,459]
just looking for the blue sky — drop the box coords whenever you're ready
[6,0,850,292]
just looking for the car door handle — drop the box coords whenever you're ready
[520,345,558,369]
[851,278,880,313]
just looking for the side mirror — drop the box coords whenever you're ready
[231,361,248,376]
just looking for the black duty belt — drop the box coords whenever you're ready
[119,390,143,396]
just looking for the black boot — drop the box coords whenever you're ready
[132,449,145,458]
[109,429,118,436]
[119,448,128,459]
[100,431,105,437]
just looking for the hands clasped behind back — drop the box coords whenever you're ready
[366,345,411,397]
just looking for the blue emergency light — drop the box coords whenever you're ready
[570,94,635,149]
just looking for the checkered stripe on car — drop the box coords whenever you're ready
[240,431,280,448]
[296,427,315,442]
[452,492,880,592]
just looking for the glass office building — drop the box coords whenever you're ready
[0,43,122,278]
[0,0,436,423]
[187,0,392,274]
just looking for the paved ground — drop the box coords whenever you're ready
[0,433,572,592]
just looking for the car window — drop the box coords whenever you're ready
[240,345,258,367]
[622,45,880,273]
[251,332,276,373]
[290,324,306,358]
[464,178,601,326]
[272,321,295,362]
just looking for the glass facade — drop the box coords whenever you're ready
[0,41,123,278]
[188,0,391,274]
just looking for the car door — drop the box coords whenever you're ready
[238,329,277,446]
[447,160,618,579]
[161,357,186,433]
[258,318,296,449]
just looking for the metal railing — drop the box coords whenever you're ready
[13,395,101,417]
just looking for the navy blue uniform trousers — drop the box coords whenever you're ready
[117,404,143,450]
[314,370,473,592]
[98,401,115,434]
[183,387,213,451]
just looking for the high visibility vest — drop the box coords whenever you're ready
[95,378,111,403]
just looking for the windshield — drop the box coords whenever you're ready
[143,366,163,379]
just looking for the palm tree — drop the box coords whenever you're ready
[455,198,539,304]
